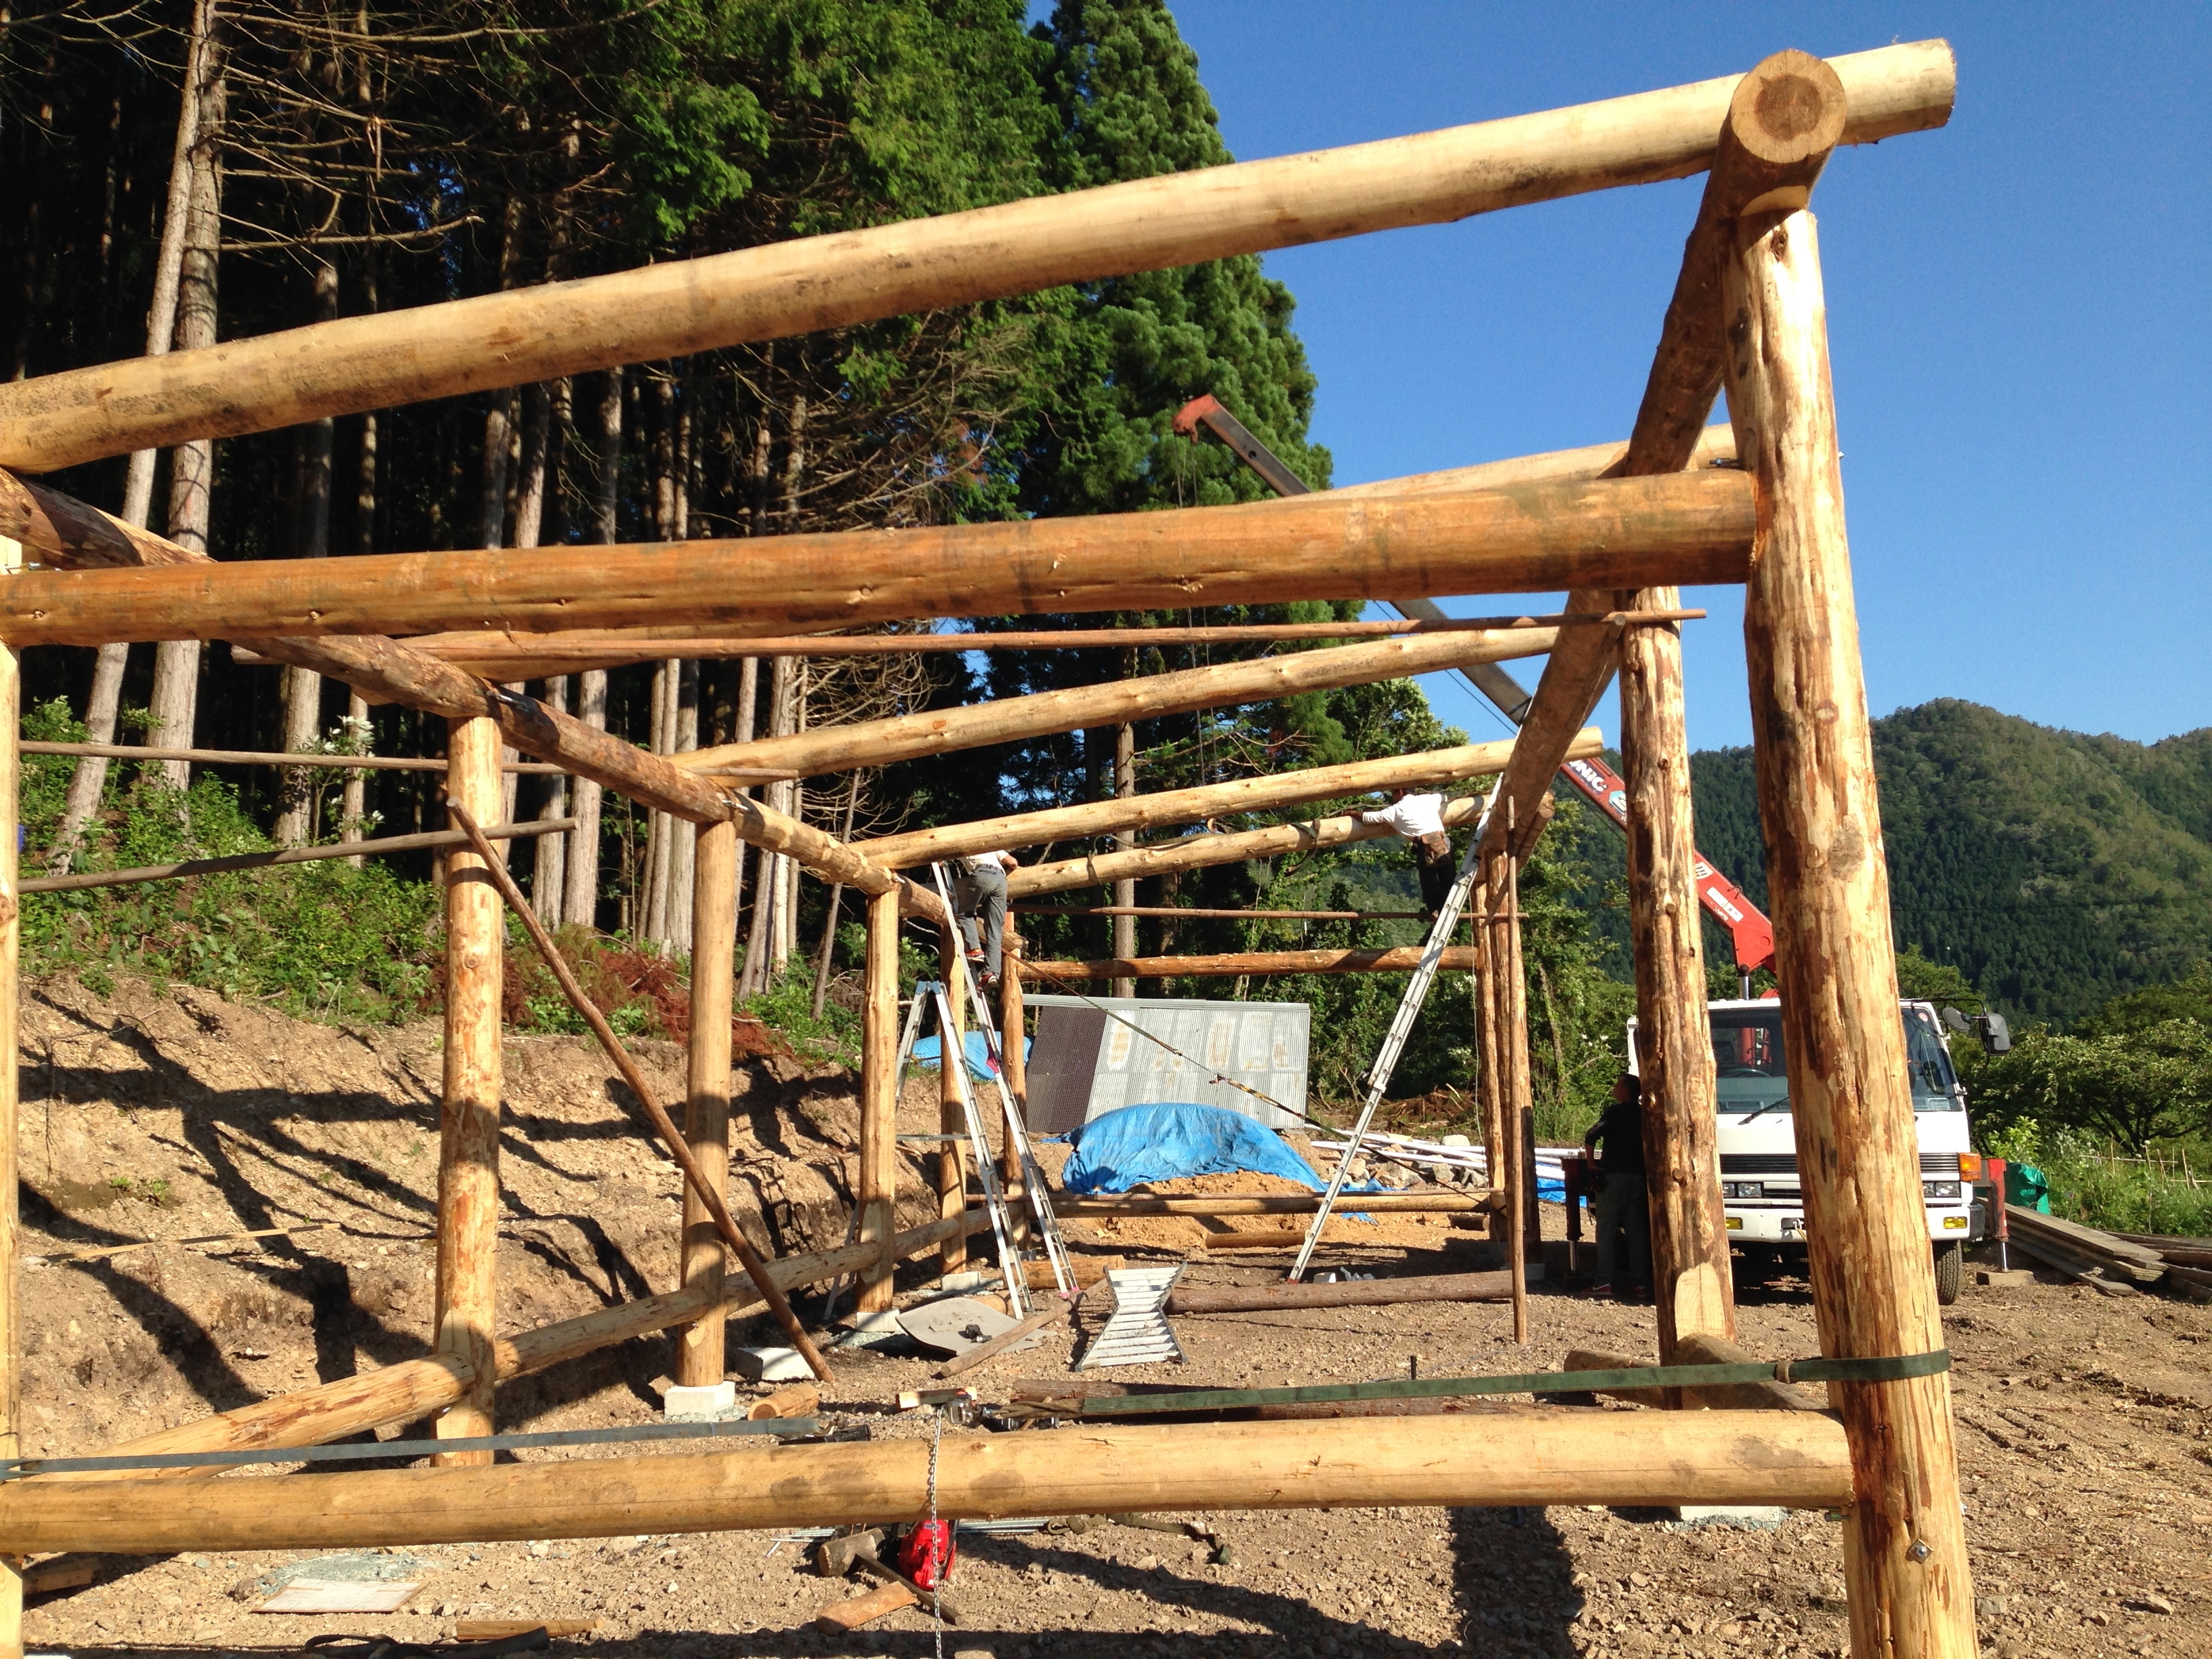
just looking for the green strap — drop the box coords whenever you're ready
[1065,1350,1950,1418]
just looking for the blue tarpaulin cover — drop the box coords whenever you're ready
[1058,1101,1331,1195]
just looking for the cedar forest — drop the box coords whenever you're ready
[3,1,2206,1210]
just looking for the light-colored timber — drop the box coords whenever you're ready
[1050,1193,1491,1218]
[998,919,1029,1227]
[678,629,1556,781]
[1725,204,1975,1656]
[402,609,1699,679]
[19,740,568,774]
[1166,1271,1513,1313]
[0,1410,1854,1554]
[0,43,1951,474]
[0,471,1753,649]
[857,731,1598,870]
[434,720,503,1465]
[1332,426,1734,501]
[443,806,830,1383]
[937,926,968,1279]
[58,1210,991,1483]
[1016,906,1426,921]
[0,615,22,1653]
[676,821,737,1389]
[1019,947,1479,981]
[1008,794,1488,900]
[858,888,901,1313]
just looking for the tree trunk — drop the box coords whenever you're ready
[274,258,339,847]
[146,35,226,792]
[50,0,217,867]
[731,657,761,995]
[532,676,569,924]
[809,774,860,1021]
[668,661,700,954]
[742,655,799,989]
[560,368,621,928]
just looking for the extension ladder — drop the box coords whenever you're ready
[1288,782,1502,1283]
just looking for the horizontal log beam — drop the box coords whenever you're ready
[0,471,1753,647]
[1166,1271,1513,1314]
[20,739,572,776]
[861,729,1598,869]
[1332,424,1735,502]
[65,1209,991,1482]
[0,1410,1854,1552]
[1016,906,1427,921]
[1050,1193,1494,1217]
[680,629,1554,781]
[1022,947,1479,980]
[396,610,1694,680]
[0,43,1952,473]
[1008,794,1489,899]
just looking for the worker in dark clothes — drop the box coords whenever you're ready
[1582,1073,1652,1301]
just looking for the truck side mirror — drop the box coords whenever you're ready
[1939,1006,1969,1034]
[1973,1013,2011,1055]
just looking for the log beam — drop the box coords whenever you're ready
[0,1410,1855,1555]
[1052,1193,1490,1218]
[0,472,1753,648]
[1725,204,1974,1658]
[0,613,21,1654]
[1020,947,1479,981]
[0,43,1951,474]
[676,821,737,1389]
[678,629,1557,781]
[857,888,901,1314]
[857,730,1600,870]
[433,719,504,1465]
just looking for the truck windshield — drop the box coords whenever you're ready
[1706,1007,1961,1115]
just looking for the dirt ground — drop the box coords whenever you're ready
[10,975,2212,1658]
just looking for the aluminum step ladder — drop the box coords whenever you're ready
[931,863,1078,1298]
[1288,783,1502,1283]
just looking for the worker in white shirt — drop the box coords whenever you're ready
[1358,787,1455,920]
[952,849,1017,988]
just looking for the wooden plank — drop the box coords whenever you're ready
[0,1411,1856,1554]
[1724,200,1975,1658]
[0,471,1753,648]
[857,730,1599,869]
[0,43,1952,472]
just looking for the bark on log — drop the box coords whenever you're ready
[1166,1271,1512,1313]
[0,1411,1856,1554]
[434,720,504,1463]
[1020,947,1478,981]
[676,821,736,1389]
[0,631,21,1652]
[859,731,1599,870]
[0,43,1952,473]
[0,472,1753,647]
[857,888,901,1313]
[678,630,1555,780]
[1724,205,1975,1658]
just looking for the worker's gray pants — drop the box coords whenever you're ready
[954,865,1007,980]
[1593,1172,1652,1293]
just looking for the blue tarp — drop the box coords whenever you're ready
[913,1031,1023,1085]
[1059,1101,1330,1195]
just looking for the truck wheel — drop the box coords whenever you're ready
[1933,1241,1964,1306]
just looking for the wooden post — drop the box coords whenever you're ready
[1723,205,1974,1658]
[1472,884,1506,1244]
[998,916,1029,1241]
[858,888,901,1313]
[0,585,22,1657]
[937,925,967,1278]
[1620,600,1734,1361]
[436,716,504,1464]
[676,820,737,1389]
[1496,848,1533,1345]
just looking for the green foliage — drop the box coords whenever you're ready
[1980,1120,2212,1237]
[1895,945,1984,1012]
[1694,701,2212,1021]
[1969,1020,2212,1151]
[739,960,862,1067]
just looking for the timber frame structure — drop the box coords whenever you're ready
[0,41,1973,1659]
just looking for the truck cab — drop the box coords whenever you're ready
[1627,998,1986,1305]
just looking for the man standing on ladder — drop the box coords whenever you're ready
[1359,787,1456,922]
[953,848,1017,990]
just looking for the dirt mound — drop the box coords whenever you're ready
[9,972,952,1461]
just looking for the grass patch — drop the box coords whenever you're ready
[1984,1120,2212,1237]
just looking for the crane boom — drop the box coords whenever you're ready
[1172,394,1776,972]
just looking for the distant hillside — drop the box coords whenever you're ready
[1684,701,2212,1023]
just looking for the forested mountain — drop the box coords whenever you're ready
[1685,701,2212,1023]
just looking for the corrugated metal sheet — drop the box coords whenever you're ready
[1021,995,1309,1134]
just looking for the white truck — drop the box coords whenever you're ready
[1629,998,2003,1305]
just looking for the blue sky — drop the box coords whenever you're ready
[1158,3,2211,754]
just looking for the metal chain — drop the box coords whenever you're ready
[928,1409,945,1659]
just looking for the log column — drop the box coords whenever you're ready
[0,575,22,1657]
[857,888,901,1313]
[1486,852,1534,1343]
[1472,886,1505,1241]
[1723,205,1973,1659]
[998,914,1030,1242]
[676,819,737,1388]
[1619,605,1734,1361]
[436,715,504,1463]
[937,926,968,1277]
